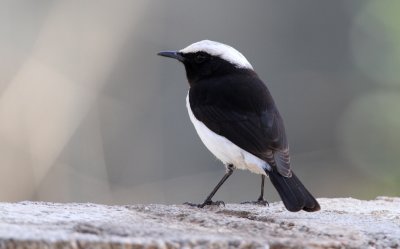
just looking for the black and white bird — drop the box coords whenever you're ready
[158,40,320,212]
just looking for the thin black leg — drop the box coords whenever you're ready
[185,164,234,208]
[241,174,269,206]
[257,175,265,201]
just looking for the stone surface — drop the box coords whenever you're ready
[0,197,399,249]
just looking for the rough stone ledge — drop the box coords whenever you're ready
[0,197,399,249]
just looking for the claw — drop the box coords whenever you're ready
[241,198,269,206]
[184,200,225,208]
[208,200,225,207]
[183,202,201,207]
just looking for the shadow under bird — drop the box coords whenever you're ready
[158,40,320,212]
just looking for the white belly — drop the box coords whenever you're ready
[186,94,270,175]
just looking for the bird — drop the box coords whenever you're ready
[158,40,320,212]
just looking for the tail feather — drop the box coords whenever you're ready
[268,170,320,212]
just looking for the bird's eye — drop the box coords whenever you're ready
[194,54,207,63]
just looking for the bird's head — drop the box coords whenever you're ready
[158,40,253,85]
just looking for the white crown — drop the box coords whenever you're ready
[180,40,253,70]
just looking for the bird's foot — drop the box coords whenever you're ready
[241,198,269,206]
[184,200,225,208]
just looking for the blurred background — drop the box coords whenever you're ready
[1,0,399,204]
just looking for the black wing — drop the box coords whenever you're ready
[189,73,291,177]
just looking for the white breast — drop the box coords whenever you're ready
[186,94,270,175]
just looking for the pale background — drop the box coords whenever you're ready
[1,0,399,204]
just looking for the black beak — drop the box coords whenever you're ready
[157,50,185,62]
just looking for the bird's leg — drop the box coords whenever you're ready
[256,175,269,205]
[185,164,234,208]
[241,175,269,206]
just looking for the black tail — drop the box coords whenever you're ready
[268,170,320,212]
